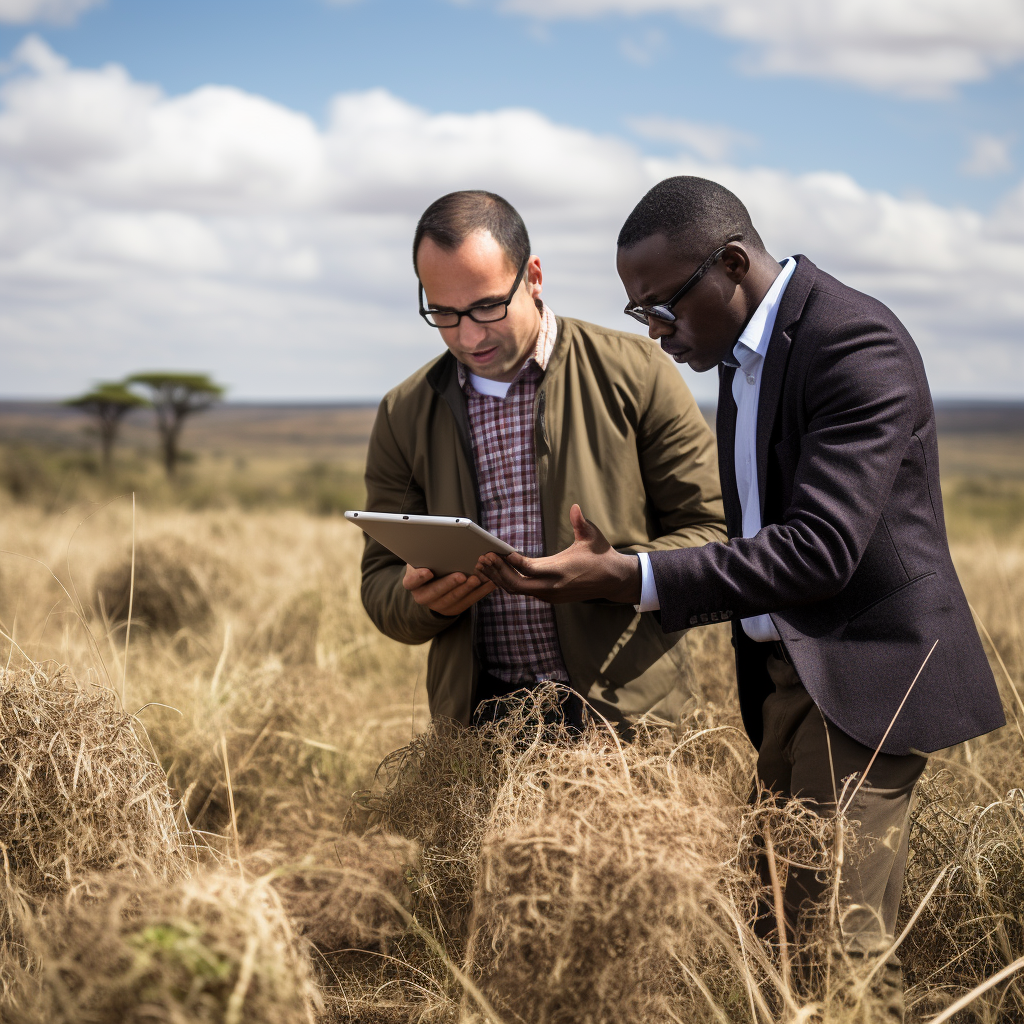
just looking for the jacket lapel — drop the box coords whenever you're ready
[716,363,742,537]
[755,255,816,518]
[426,351,480,503]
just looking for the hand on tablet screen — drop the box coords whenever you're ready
[402,564,496,617]
[474,504,641,605]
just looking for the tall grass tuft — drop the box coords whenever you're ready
[7,869,321,1024]
[0,664,187,938]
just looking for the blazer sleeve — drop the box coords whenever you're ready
[359,397,457,646]
[648,315,917,632]
[627,347,727,552]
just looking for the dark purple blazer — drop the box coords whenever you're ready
[648,255,1004,755]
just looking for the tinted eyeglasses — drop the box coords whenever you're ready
[623,244,729,326]
[419,255,529,329]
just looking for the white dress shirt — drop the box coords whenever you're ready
[636,257,797,644]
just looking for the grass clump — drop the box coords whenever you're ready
[8,869,320,1024]
[900,772,1024,1021]
[466,713,752,1024]
[353,692,782,1024]
[257,833,420,953]
[0,664,187,931]
[361,718,502,952]
[93,540,214,635]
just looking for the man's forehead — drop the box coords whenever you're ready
[618,235,695,299]
[418,233,521,308]
[417,230,513,274]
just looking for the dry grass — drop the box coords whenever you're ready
[7,869,321,1024]
[0,663,188,992]
[93,540,217,636]
[0,501,1022,1022]
[465,698,752,1024]
[255,832,420,952]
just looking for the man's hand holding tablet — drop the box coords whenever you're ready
[345,511,512,617]
[402,564,495,617]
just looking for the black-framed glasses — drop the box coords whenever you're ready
[623,243,730,326]
[419,254,529,328]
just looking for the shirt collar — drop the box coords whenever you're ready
[457,303,557,388]
[730,257,797,368]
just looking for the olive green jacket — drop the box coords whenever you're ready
[360,316,726,726]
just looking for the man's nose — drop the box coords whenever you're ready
[457,318,489,349]
[646,317,675,342]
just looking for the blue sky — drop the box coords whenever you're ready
[2,0,1024,400]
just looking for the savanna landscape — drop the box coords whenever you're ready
[0,399,1022,1023]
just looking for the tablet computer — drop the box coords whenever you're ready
[345,511,518,577]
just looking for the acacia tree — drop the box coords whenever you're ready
[65,383,149,471]
[127,372,225,477]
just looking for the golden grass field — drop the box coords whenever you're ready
[0,402,1022,1023]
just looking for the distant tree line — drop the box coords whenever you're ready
[66,372,225,477]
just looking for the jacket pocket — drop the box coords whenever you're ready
[848,571,937,623]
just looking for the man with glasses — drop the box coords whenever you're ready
[359,189,726,730]
[475,176,1003,1018]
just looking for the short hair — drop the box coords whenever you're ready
[413,191,530,275]
[617,176,764,262]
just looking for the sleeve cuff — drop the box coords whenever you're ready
[634,552,661,613]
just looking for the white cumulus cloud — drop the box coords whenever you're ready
[0,0,101,24]
[497,0,1024,96]
[2,38,1024,400]
[627,115,755,161]
[961,133,1014,178]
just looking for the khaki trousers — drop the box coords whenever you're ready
[754,654,926,1018]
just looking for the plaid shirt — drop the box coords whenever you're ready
[458,305,568,686]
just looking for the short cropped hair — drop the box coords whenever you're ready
[413,191,530,274]
[617,176,764,262]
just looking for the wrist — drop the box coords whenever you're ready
[610,551,642,605]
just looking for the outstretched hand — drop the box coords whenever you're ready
[474,504,641,605]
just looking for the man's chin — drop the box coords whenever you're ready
[668,351,713,372]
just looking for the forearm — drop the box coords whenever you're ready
[360,402,456,644]
[648,520,855,630]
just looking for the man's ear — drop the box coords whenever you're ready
[720,243,750,283]
[526,255,543,301]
